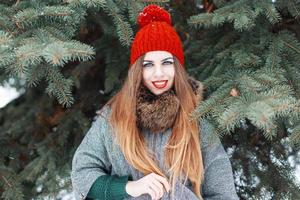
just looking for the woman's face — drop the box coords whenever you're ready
[142,51,175,95]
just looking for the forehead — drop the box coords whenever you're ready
[143,51,173,61]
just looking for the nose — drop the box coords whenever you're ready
[153,64,164,78]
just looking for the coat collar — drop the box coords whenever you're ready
[136,76,204,133]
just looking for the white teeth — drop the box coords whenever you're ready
[153,81,167,88]
[153,81,166,85]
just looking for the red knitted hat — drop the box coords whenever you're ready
[130,4,185,67]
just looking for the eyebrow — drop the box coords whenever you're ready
[143,57,174,63]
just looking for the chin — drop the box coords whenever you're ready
[151,87,170,95]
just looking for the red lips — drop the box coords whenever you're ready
[152,80,168,89]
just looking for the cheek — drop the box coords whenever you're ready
[142,69,152,86]
[142,69,149,81]
[167,66,175,79]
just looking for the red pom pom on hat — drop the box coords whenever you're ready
[137,4,172,29]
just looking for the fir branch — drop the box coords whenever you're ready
[218,101,244,134]
[104,0,133,47]
[43,41,95,67]
[288,124,300,147]
[191,82,232,120]
[258,1,282,24]
[24,64,45,87]
[282,40,300,54]
[255,66,287,88]
[13,6,74,29]
[15,0,20,6]
[0,10,17,35]
[45,66,75,107]
[0,30,12,46]
[0,51,15,69]
[265,38,284,70]
[1,173,24,200]
[128,1,145,24]
[14,43,43,75]
[229,7,256,31]
[238,74,262,93]
[187,13,214,29]
[65,0,106,8]
[1,175,12,188]
[287,0,300,18]
[279,30,300,54]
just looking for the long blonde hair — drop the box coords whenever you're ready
[105,54,204,198]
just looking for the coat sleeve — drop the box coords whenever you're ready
[71,107,130,200]
[200,119,239,200]
[71,111,112,200]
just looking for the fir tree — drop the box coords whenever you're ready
[0,0,299,199]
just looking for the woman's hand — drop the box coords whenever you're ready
[125,172,171,200]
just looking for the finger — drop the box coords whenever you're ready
[152,174,171,192]
[149,180,163,198]
[151,180,164,198]
[146,185,157,200]
[150,184,162,200]
[150,173,170,192]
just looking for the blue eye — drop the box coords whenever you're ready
[143,63,152,67]
[143,61,173,67]
[163,61,173,65]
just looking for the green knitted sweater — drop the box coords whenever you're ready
[86,174,131,200]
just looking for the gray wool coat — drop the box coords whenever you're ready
[71,106,239,200]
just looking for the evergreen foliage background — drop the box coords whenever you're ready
[0,0,300,199]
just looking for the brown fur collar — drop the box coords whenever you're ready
[136,76,204,133]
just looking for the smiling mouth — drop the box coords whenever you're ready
[152,80,168,89]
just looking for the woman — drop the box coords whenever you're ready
[71,4,239,200]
